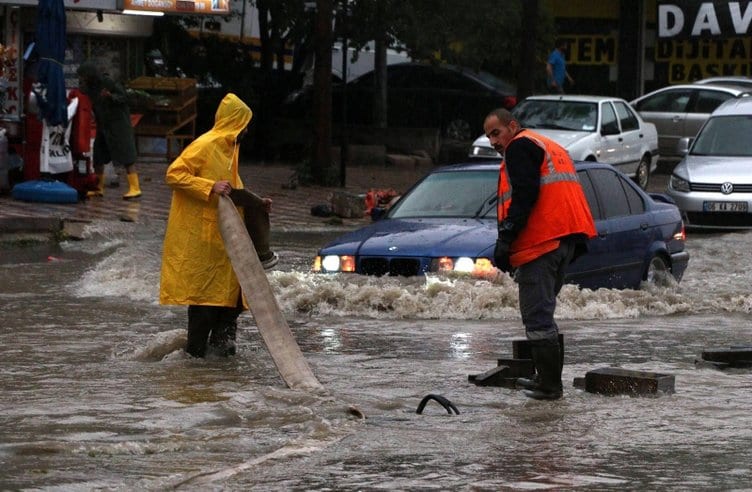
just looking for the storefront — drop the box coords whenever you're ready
[544,0,752,98]
[0,0,155,181]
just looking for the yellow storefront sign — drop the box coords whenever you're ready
[656,38,752,82]
[561,35,617,65]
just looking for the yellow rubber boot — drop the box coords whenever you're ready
[87,173,105,198]
[123,172,142,200]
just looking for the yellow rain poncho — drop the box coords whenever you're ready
[159,93,252,307]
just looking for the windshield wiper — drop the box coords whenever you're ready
[473,192,498,218]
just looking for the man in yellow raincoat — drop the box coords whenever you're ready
[159,93,276,357]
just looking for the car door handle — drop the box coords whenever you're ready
[672,115,682,122]
[639,133,643,138]
[598,230,608,238]
[640,222,649,230]
[618,137,623,142]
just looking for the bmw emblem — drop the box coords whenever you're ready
[721,182,734,194]
[388,246,398,251]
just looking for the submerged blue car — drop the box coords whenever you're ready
[314,161,689,290]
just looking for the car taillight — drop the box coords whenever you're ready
[502,96,517,109]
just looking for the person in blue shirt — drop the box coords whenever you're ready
[546,40,574,93]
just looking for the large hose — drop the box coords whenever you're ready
[217,194,323,391]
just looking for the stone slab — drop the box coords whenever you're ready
[495,358,535,378]
[701,348,752,367]
[584,367,675,396]
[62,219,91,240]
[330,190,366,218]
[468,365,519,388]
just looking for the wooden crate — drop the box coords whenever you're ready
[128,76,197,110]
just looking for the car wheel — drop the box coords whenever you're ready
[633,155,650,190]
[444,119,472,141]
[643,254,671,287]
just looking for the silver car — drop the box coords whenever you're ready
[468,95,659,189]
[694,76,752,90]
[630,84,748,163]
[668,95,752,229]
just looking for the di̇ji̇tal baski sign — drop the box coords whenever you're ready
[657,1,752,83]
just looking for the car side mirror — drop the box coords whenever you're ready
[677,137,693,156]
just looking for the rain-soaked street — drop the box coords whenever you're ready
[1,219,752,490]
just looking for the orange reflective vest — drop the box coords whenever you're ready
[497,130,596,267]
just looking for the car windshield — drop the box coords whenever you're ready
[691,115,752,157]
[388,169,499,219]
[513,100,598,131]
[471,70,516,93]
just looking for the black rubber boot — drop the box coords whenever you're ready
[209,321,237,357]
[207,304,242,357]
[186,305,212,358]
[516,343,564,391]
[522,342,563,400]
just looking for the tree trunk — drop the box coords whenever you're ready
[373,32,388,128]
[311,0,334,185]
[517,0,538,100]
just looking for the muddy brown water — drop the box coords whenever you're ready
[1,222,751,490]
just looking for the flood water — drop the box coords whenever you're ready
[1,220,751,490]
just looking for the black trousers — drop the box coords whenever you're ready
[229,188,272,261]
[516,239,576,343]
[186,299,243,358]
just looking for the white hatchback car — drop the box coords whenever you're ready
[469,95,659,189]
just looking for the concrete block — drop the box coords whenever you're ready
[584,367,675,396]
[62,219,90,240]
[701,348,752,367]
[330,190,365,218]
[385,154,417,168]
[495,358,535,378]
[468,365,519,388]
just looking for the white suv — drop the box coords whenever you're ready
[469,95,659,190]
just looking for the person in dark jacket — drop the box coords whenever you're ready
[76,61,141,199]
[484,108,595,400]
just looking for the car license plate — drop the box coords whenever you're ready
[703,201,748,213]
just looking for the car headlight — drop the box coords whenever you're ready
[469,146,500,158]
[314,255,356,273]
[670,174,690,193]
[432,257,495,275]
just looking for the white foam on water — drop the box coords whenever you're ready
[126,328,187,362]
[73,239,162,303]
[269,271,704,320]
[69,228,752,319]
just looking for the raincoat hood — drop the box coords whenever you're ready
[213,93,253,141]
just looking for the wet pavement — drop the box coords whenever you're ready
[0,158,433,235]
